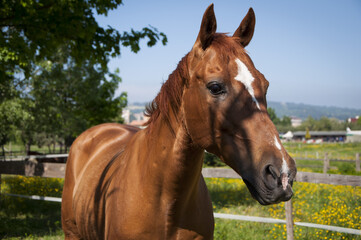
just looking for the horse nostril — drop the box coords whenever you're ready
[263,165,280,189]
[265,165,278,180]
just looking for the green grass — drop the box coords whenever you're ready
[2,142,65,156]
[204,142,361,175]
[1,176,361,239]
[214,220,276,240]
[295,159,361,176]
[284,142,361,160]
[0,176,64,239]
[283,142,361,176]
[0,197,63,239]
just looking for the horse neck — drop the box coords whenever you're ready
[143,108,204,202]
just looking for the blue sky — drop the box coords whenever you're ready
[96,0,361,109]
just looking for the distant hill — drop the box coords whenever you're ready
[128,101,361,121]
[268,101,361,120]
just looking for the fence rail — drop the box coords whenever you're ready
[0,153,68,162]
[295,152,360,174]
[201,168,361,187]
[1,156,361,239]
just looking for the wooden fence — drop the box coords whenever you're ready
[295,152,360,173]
[1,155,361,239]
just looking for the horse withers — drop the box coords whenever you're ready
[62,4,296,239]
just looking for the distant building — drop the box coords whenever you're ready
[292,131,346,142]
[280,131,293,141]
[346,127,361,143]
[291,117,302,127]
[122,109,131,124]
[133,113,144,121]
[129,116,149,129]
[348,115,359,123]
[122,105,148,127]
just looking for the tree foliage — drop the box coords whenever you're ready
[298,116,346,131]
[15,48,128,152]
[267,108,358,133]
[0,98,27,155]
[267,108,292,132]
[32,51,127,136]
[267,108,279,124]
[0,1,167,153]
[0,0,167,101]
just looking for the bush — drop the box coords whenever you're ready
[203,152,225,167]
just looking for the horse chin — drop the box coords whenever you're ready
[243,179,269,205]
[242,178,291,206]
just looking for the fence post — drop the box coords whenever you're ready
[285,199,294,240]
[356,153,360,172]
[323,152,329,174]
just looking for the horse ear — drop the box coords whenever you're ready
[233,8,256,47]
[196,4,217,50]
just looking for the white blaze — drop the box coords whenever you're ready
[274,136,282,150]
[274,135,289,174]
[235,58,261,110]
[282,158,289,175]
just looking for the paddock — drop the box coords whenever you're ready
[1,155,360,239]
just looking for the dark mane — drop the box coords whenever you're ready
[144,54,189,130]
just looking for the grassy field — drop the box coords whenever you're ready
[283,142,361,176]
[284,142,361,160]
[205,142,361,175]
[208,178,361,239]
[2,142,65,156]
[1,176,360,239]
[0,176,64,239]
[1,142,360,239]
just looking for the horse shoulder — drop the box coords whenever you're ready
[62,123,139,239]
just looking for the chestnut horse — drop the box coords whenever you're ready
[62,4,296,239]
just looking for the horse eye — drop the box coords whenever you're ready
[207,82,225,95]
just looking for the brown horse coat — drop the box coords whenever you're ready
[62,122,214,239]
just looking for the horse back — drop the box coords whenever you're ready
[61,123,139,239]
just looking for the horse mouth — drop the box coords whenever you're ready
[242,178,293,205]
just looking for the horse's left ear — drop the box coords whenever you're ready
[195,4,217,50]
[233,8,256,47]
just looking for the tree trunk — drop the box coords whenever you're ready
[25,142,31,155]
[52,137,56,153]
[1,145,5,158]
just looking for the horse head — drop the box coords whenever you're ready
[182,4,297,205]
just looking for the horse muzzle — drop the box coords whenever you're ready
[243,165,296,205]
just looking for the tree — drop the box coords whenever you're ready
[27,49,127,151]
[0,0,167,101]
[305,127,311,140]
[0,1,168,152]
[267,108,293,132]
[267,108,280,125]
[300,116,317,131]
[0,98,27,156]
[280,116,291,126]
